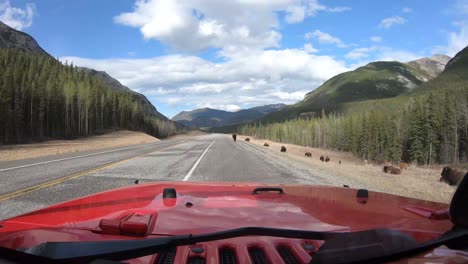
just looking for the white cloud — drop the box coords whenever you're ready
[402,7,412,13]
[0,1,35,30]
[303,43,318,53]
[285,5,305,23]
[345,47,376,60]
[346,46,421,62]
[433,23,468,56]
[305,30,347,48]
[370,36,382,43]
[379,16,406,29]
[62,49,349,112]
[327,6,351,13]
[305,0,350,16]
[197,103,241,112]
[114,0,350,53]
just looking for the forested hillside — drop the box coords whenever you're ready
[260,55,450,123]
[240,47,468,165]
[0,49,180,144]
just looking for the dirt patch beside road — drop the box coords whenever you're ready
[0,131,160,161]
[238,135,457,203]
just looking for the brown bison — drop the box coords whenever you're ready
[245,138,250,141]
[281,146,287,152]
[383,166,391,173]
[383,166,401,175]
[320,155,324,162]
[263,143,269,147]
[339,160,341,165]
[440,167,466,186]
[305,152,312,157]
[399,162,409,170]
[232,133,237,141]
[325,156,330,162]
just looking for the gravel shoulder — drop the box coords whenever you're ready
[0,131,160,161]
[237,135,456,203]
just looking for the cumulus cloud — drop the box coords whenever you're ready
[285,5,305,23]
[370,36,382,43]
[0,0,35,30]
[62,49,349,112]
[379,16,406,29]
[303,43,318,53]
[305,30,347,48]
[345,46,421,62]
[114,0,350,53]
[433,23,468,56]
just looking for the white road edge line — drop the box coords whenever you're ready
[183,139,216,181]
[0,142,167,172]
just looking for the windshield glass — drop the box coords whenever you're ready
[0,0,467,263]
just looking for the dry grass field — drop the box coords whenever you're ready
[238,135,463,204]
[0,131,160,161]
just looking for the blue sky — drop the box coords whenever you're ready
[1,0,467,118]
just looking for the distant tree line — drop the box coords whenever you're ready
[0,49,181,144]
[240,87,468,165]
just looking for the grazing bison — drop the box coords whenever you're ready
[320,155,324,162]
[399,162,409,170]
[389,167,401,175]
[232,133,237,141]
[325,156,330,162]
[245,138,250,141]
[263,143,269,147]
[339,160,341,165]
[281,146,287,152]
[383,166,391,173]
[305,152,312,157]
[383,166,401,175]
[440,167,466,186]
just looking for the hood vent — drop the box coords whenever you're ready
[249,247,269,264]
[157,248,176,264]
[219,248,237,264]
[277,246,299,264]
[175,238,313,264]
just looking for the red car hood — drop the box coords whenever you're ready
[0,182,453,263]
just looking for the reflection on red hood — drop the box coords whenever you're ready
[0,182,454,263]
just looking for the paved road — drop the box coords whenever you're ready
[0,134,342,219]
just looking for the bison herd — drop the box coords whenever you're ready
[234,134,468,186]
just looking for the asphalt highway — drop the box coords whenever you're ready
[0,134,339,219]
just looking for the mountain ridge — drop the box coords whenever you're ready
[0,20,170,123]
[259,54,451,123]
[172,104,286,128]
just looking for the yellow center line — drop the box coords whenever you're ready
[0,140,190,202]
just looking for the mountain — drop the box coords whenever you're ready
[0,21,50,57]
[260,55,451,123]
[443,46,468,73]
[0,20,172,124]
[0,20,181,142]
[411,46,468,93]
[78,67,169,121]
[172,104,286,128]
[407,54,451,80]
